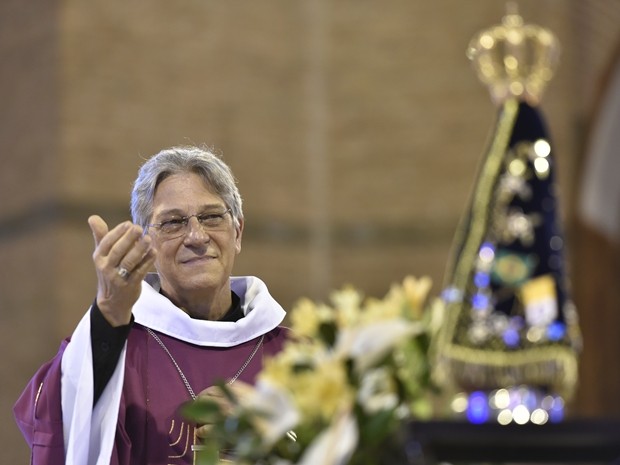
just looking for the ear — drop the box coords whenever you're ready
[234,217,244,254]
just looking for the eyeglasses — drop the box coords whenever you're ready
[147,208,232,239]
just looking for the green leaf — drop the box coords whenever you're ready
[357,407,397,447]
[292,362,313,374]
[318,321,337,347]
[181,399,222,422]
[194,442,220,465]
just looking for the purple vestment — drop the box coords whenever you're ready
[15,275,289,465]
[15,324,288,465]
[14,340,68,464]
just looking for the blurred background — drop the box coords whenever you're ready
[1,0,620,462]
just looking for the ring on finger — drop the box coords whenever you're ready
[117,266,130,279]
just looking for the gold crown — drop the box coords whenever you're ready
[466,4,560,105]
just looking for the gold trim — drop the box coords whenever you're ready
[454,98,519,289]
[168,419,175,435]
[169,420,184,447]
[33,382,43,415]
[168,423,191,459]
[439,343,579,398]
[436,100,519,358]
[441,99,519,288]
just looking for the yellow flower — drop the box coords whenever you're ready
[260,353,293,387]
[293,358,354,421]
[329,286,363,328]
[289,298,334,339]
[260,341,323,387]
[401,275,432,319]
[361,295,403,324]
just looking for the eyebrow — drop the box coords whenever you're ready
[155,204,227,219]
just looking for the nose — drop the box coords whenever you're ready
[183,216,210,244]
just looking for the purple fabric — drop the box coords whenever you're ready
[15,325,289,465]
[14,340,68,464]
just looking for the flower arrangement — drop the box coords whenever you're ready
[184,276,440,465]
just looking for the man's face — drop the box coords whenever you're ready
[149,172,243,306]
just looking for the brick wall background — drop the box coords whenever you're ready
[2,0,620,461]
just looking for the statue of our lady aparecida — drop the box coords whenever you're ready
[433,5,582,425]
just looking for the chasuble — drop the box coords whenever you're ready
[15,275,288,465]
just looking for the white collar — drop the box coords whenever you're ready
[133,274,286,347]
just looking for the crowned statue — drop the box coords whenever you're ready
[433,5,582,425]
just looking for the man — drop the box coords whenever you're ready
[14,146,288,464]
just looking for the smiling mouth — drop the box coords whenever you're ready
[181,256,215,264]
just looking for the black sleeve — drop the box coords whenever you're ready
[90,301,134,405]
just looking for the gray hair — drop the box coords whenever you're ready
[130,145,243,228]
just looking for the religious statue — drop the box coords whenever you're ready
[433,5,582,425]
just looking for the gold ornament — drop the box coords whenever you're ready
[466,3,560,106]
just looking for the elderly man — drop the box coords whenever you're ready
[14,146,288,465]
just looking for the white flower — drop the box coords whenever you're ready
[296,410,358,465]
[358,367,399,413]
[240,380,300,447]
[335,319,424,372]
